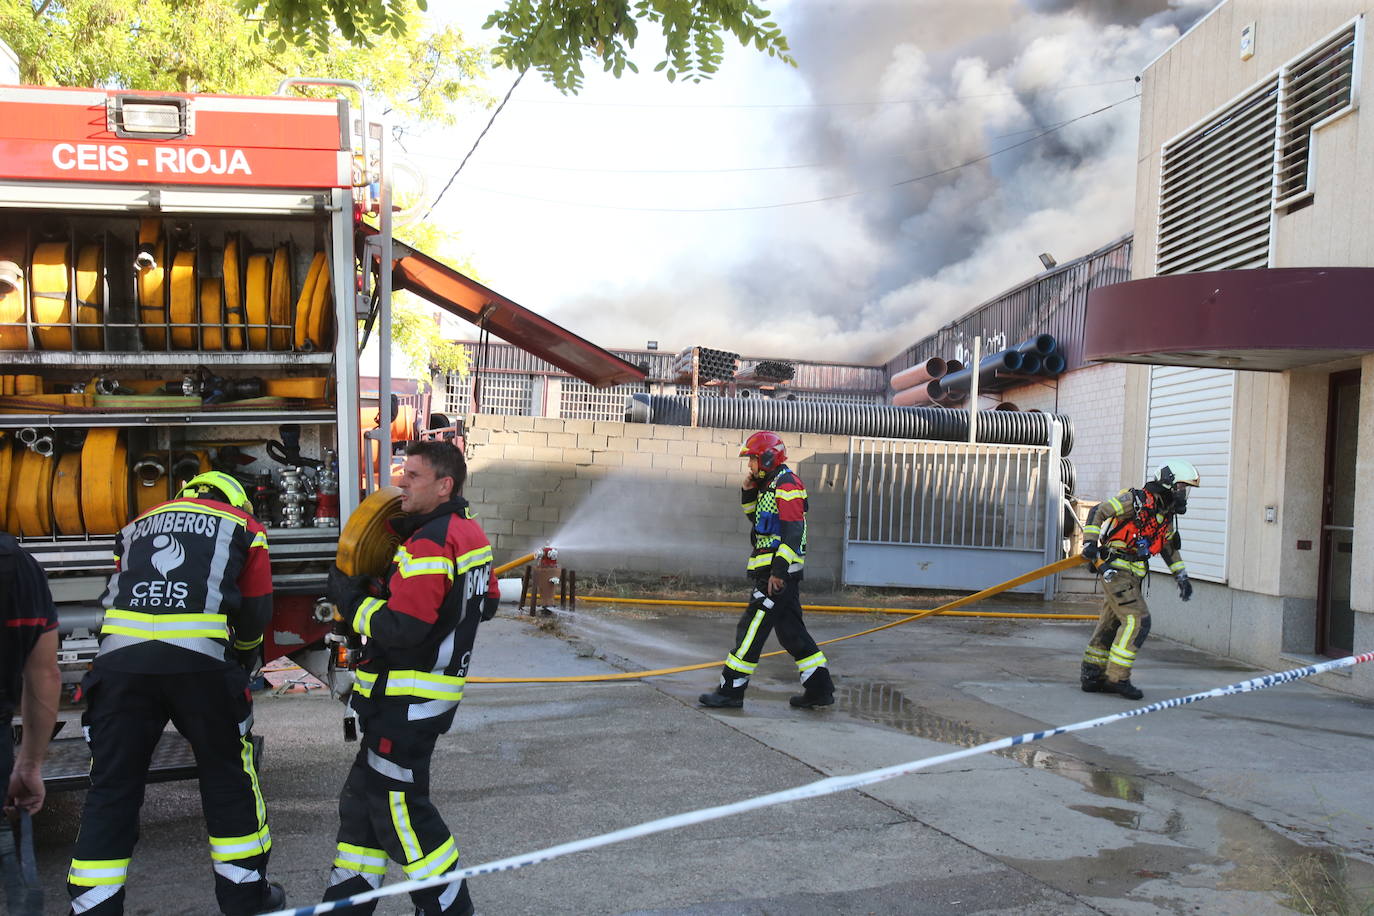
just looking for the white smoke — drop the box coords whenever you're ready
[543,0,1217,364]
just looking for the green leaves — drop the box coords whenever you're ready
[485,0,796,93]
[5,0,793,97]
[4,0,487,124]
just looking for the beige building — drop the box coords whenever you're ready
[1083,1,1374,696]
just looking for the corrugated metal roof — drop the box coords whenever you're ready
[884,235,1132,377]
[449,341,886,392]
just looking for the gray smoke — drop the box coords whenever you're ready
[555,0,1217,364]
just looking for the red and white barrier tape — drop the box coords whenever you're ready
[268,651,1374,916]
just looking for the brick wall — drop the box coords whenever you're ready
[463,415,852,588]
[997,362,1125,600]
[997,362,1125,502]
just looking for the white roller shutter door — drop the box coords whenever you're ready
[1144,366,1234,582]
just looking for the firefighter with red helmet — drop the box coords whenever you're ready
[66,471,282,916]
[1078,460,1200,700]
[699,431,835,710]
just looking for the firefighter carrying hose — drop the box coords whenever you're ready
[322,441,498,916]
[67,471,282,915]
[1078,460,1200,700]
[700,431,835,710]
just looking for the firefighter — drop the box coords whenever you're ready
[66,471,282,916]
[1078,460,1200,700]
[2,534,61,915]
[699,431,835,710]
[322,441,497,916]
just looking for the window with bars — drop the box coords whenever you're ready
[560,379,639,421]
[442,372,534,416]
[1276,22,1359,207]
[442,372,471,416]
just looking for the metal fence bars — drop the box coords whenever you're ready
[843,433,1063,598]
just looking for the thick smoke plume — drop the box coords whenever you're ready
[554,0,1216,365]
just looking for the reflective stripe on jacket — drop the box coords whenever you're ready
[97,497,272,671]
[347,497,496,728]
[743,466,808,579]
[1083,487,1185,579]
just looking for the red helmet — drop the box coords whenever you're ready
[740,431,786,473]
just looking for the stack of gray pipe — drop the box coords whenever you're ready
[672,346,739,383]
[626,393,1075,456]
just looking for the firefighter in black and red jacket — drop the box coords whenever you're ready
[1079,459,1200,700]
[700,431,835,711]
[67,471,282,916]
[323,440,498,916]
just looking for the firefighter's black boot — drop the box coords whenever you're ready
[1080,661,1107,693]
[698,688,744,708]
[231,881,284,916]
[790,667,834,709]
[699,676,746,708]
[1107,678,1144,700]
[700,667,748,708]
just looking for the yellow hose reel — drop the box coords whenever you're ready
[335,486,405,577]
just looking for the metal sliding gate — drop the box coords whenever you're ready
[843,431,1063,598]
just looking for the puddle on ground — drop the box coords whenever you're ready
[1068,804,1141,830]
[841,681,1374,910]
[837,680,1150,804]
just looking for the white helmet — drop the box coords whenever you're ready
[1157,460,1200,489]
[1155,460,1199,514]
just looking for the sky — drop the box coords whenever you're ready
[398,0,1219,367]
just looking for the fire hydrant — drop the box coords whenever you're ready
[533,545,559,611]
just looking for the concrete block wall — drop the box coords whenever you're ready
[996,362,1126,601]
[462,415,852,589]
[999,362,1126,503]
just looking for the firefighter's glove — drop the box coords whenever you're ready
[327,564,370,615]
[1175,572,1193,602]
[481,595,500,622]
[1080,541,1100,564]
[235,645,263,675]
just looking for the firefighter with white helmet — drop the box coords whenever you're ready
[1077,460,1200,700]
[699,431,835,710]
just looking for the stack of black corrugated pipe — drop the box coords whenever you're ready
[625,392,1075,457]
[672,346,740,383]
[735,359,795,383]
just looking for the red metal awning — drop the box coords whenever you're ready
[360,227,646,388]
[1083,268,1374,370]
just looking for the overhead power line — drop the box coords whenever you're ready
[422,69,527,220]
[504,77,1139,110]
[446,94,1140,214]
[404,121,1074,176]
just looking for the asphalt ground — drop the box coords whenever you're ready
[26,598,1374,915]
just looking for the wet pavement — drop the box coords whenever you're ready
[26,599,1374,914]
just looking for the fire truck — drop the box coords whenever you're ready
[0,79,408,785]
[0,68,649,786]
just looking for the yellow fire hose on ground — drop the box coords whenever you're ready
[467,555,1087,684]
[574,595,1094,620]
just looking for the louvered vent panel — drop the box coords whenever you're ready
[1157,80,1279,275]
[1276,23,1359,205]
